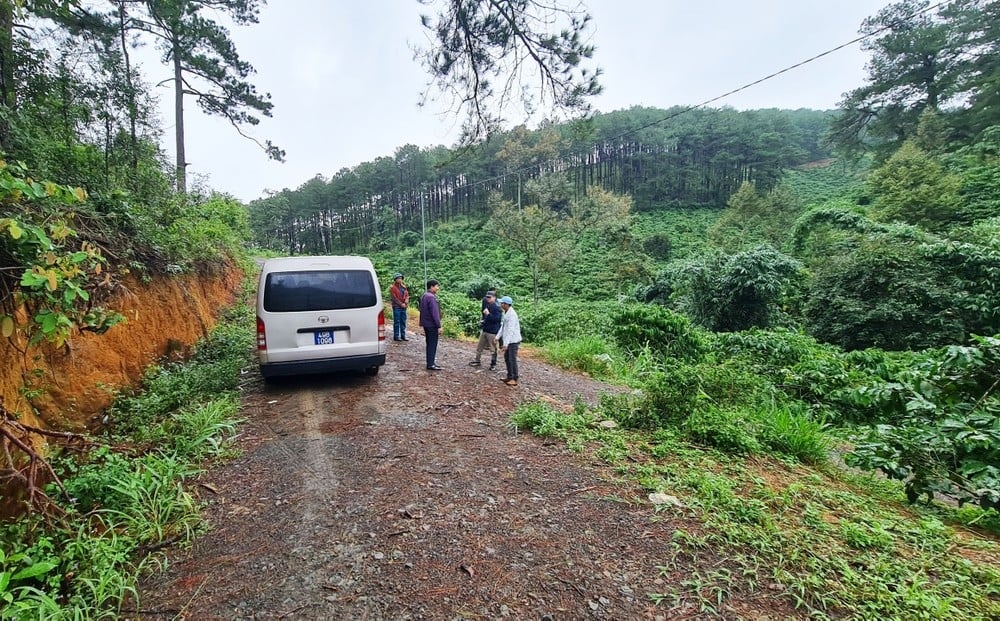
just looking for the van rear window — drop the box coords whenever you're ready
[263,270,377,312]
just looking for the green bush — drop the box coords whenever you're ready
[710,328,824,380]
[109,303,254,437]
[458,274,504,300]
[436,289,483,337]
[541,335,613,378]
[135,193,250,268]
[683,405,761,454]
[509,400,590,437]
[629,366,701,429]
[610,303,707,362]
[843,335,1000,509]
[758,404,830,464]
[516,299,618,344]
[673,245,803,332]
[3,291,251,620]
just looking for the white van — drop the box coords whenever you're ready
[256,256,386,379]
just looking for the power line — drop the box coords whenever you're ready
[446,0,954,196]
[597,0,953,145]
[292,1,955,248]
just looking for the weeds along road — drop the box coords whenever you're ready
[134,329,794,620]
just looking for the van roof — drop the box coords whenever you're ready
[261,255,375,271]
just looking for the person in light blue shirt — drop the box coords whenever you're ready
[496,295,521,386]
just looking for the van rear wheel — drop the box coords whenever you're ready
[364,366,380,377]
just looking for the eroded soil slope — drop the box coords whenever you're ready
[0,265,241,430]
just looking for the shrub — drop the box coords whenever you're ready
[683,405,760,454]
[459,274,504,300]
[710,328,824,380]
[636,366,701,429]
[610,303,707,362]
[541,336,613,378]
[758,404,830,464]
[517,300,617,344]
[844,335,1000,509]
[509,400,590,437]
[673,245,803,332]
[435,289,482,337]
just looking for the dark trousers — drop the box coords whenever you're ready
[425,328,439,368]
[392,308,407,339]
[504,342,520,380]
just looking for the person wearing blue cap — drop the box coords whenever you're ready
[389,272,410,341]
[495,295,521,386]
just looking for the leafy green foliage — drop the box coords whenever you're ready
[1,297,251,619]
[510,299,618,344]
[707,182,805,252]
[844,335,1000,509]
[133,193,251,268]
[866,141,962,231]
[683,405,761,454]
[673,245,803,332]
[540,335,613,378]
[782,160,868,207]
[794,208,1000,350]
[757,404,830,464]
[609,303,706,362]
[486,178,638,302]
[710,328,826,381]
[944,126,1000,223]
[804,243,966,350]
[107,303,253,437]
[0,161,124,347]
[509,400,591,438]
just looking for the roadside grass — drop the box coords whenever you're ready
[510,400,1000,619]
[0,298,253,620]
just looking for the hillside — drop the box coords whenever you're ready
[135,320,1000,619]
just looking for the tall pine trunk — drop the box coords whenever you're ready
[173,34,187,193]
[0,2,13,151]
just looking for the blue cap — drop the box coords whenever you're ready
[393,272,403,279]
[499,296,513,305]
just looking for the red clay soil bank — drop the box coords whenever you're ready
[0,263,242,432]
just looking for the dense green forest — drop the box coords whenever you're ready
[1,0,1000,618]
[245,106,833,253]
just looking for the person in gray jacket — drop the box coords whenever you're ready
[496,295,521,386]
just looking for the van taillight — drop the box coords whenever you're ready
[256,317,267,350]
[377,308,386,341]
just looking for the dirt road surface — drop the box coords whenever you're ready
[133,328,770,620]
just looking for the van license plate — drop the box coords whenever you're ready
[314,330,334,345]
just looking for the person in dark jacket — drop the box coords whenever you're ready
[469,290,501,369]
[419,279,442,370]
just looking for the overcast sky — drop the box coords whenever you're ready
[139,1,892,202]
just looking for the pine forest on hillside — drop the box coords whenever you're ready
[1,1,1000,618]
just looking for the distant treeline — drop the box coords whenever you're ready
[247,107,833,254]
